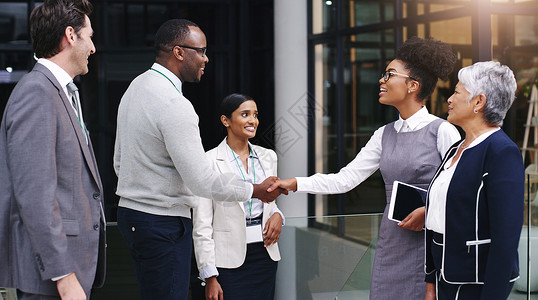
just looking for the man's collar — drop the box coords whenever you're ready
[37,58,72,89]
[151,63,183,93]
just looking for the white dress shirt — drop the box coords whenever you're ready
[296,107,461,193]
[38,58,87,129]
[37,58,73,106]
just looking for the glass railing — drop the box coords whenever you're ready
[275,214,382,300]
[1,176,536,300]
[513,173,538,300]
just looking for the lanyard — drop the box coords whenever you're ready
[229,144,255,220]
[150,68,181,94]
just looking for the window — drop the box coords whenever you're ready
[308,0,538,225]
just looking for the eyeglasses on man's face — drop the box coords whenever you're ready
[172,45,207,57]
[381,70,417,82]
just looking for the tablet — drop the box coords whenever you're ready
[388,180,427,223]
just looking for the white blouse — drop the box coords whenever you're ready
[425,157,458,234]
[296,107,461,194]
[425,128,500,234]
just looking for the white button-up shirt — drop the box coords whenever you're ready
[297,107,461,193]
[37,58,73,108]
[426,128,500,234]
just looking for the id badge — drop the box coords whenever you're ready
[246,224,263,244]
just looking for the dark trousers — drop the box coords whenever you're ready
[217,242,278,300]
[431,232,482,299]
[117,207,192,300]
[430,232,513,300]
[16,290,60,300]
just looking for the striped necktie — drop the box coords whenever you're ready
[66,81,88,144]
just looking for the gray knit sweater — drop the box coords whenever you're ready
[114,63,252,218]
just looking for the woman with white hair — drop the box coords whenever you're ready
[424,61,524,300]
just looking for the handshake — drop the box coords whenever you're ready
[252,176,298,203]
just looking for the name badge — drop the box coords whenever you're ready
[246,224,263,244]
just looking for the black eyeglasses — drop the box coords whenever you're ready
[381,70,417,82]
[172,45,207,57]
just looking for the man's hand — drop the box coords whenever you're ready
[263,213,283,247]
[267,178,297,193]
[56,273,86,300]
[253,176,288,203]
[205,276,223,300]
[398,206,425,231]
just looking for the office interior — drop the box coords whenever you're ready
[1,0,538,299]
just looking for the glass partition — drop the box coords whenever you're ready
[312,0,337,34]
[340,31,395,216]
[0,204,533,299]
[515,174,538,299]
[276,214,382,299]
[344,1,395,27]
[402,1,469,17]
[313,42,339,220]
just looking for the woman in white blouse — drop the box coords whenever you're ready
[268,37,461,300]
[192,93,283,300]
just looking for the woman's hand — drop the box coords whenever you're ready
[425,282,436,300]
[205,276,223,300]
[263,212,283,247]
[398,206,425,231]
[267,178,297,193]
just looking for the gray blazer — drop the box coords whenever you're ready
[0,63,105,296]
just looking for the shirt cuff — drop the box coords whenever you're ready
[51,273,71,281]
[425,272,436,283]
[200,265,219,281]
[270,208,285,226]
[295,177,310,192]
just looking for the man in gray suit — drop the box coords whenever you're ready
[0,0,105,299]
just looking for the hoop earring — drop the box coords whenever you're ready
[473,108,478,114]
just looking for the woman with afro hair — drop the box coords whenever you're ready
[268,37,460,299]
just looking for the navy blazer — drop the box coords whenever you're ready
[425,130,524,299]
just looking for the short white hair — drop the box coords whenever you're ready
[458,61,517,126]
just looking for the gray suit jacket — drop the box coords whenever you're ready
[0,63,106,296]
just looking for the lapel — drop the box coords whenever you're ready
[252,145,276,177]
[213,139,246,212]
[34,64,102,189]
[213,139,277,214]
[214,139,234,175]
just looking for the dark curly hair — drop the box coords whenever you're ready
[395,36,457,101]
